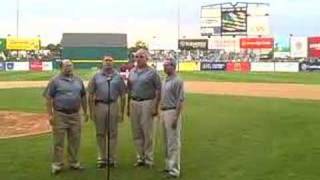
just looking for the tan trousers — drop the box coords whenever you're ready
[130,99,155,165]
[52,111,81,169]
[161,109,181,176]
[94,102,119,162]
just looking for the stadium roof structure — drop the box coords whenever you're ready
[61,33,127,48]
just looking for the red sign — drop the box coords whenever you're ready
[308,37,320,58]
[30,59,43,71]
[240,38,274,49]
[226,62,251,72]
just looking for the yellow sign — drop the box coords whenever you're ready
[6,37,40,50]
[178,61,200,71]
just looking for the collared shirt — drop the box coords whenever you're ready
[128,67,161,99]
[88,69,126,102]
[161,75,184,108]
[44,74,86,111]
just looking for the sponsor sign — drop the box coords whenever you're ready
[274,62,299,72]
[240,38,274,49]
[247,16,271,36]
[300,62,320,71]
[178,39,208,50]
[42,61,53,71]
[226,62,250,72]
[0,61,4,71]
[209,36,241,52]
[6,37,40,50]
[308,37,320,58]
[200,62,227,71]
[5,62,30,71]
[290,37,308,58]
[251,62,275,72]
[30,60,43,71]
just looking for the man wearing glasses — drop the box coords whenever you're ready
[88,56,126,168]
[127,49,162,167]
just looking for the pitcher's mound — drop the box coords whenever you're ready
[0,111,51,139]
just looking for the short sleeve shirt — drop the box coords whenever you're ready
[161,75,184,108]
[44,74,86,110]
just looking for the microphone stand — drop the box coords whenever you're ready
[107,77,112,180]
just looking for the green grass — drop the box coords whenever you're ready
[0,88,320,179]
[2,70,320,85]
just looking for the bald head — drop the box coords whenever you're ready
[134,49,149,68]
[60,59,74,76]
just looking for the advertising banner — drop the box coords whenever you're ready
[251,62,275,72]
[30,60,43,71]
[240,38,274,49]
[209,36,241,52]
[290,37,308,58]
[178,62,200,71]
[178,39,208,50]
[6,37,40,51]
[42,61,53,71]
[200,6,222,36]
[274,62,299,72]
[308,37,320,58]
[226,62,250,72]
[247,16,271,36]
[200,62,227,71]
[5,62,30,71]
[0,61,4,71]
[300,62,320,71]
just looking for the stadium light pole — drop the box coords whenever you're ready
[16,0,20,38]
[177,0,181,72]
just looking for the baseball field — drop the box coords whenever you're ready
[0,71,320,180]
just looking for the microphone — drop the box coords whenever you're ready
[106,75,113,82]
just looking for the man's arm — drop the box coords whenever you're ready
[153,72,162,116]
[80,80,88,122]
[172,80,185,129]
[87,78,95,121]
[45,97,54,126]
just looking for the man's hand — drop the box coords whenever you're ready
[152,108,159,117]
[118,113,124,123]
[127,106,130,117]
[83,113,89,123]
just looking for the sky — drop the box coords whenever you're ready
[0,0,319,48]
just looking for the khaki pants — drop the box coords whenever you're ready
[161,109,181,176]
[52,111,81,169]
[130,99,154,164]
[94,102,119,162]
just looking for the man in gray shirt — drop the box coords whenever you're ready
[161,58,185,178]
[127,49,161,167]
[88,56,126,168]
[44,59,88,175]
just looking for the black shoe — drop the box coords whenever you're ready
[70,165,85,171]
[134,160,145,167]
[97,162,107,169]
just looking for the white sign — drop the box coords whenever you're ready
[247,16,271,36]
[290,37,308,58]
[251,62,275,72]
[275,62,299,72]
[5,62,29,71]
[42,61,53,71]
[209,36,241,52]
[200,7,221,36]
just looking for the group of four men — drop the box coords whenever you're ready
[43,49,185,178]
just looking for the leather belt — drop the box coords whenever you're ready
[95,100,115,105]
[131,97,153,102]
[161,107,177,111]
[56,108,79,114]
